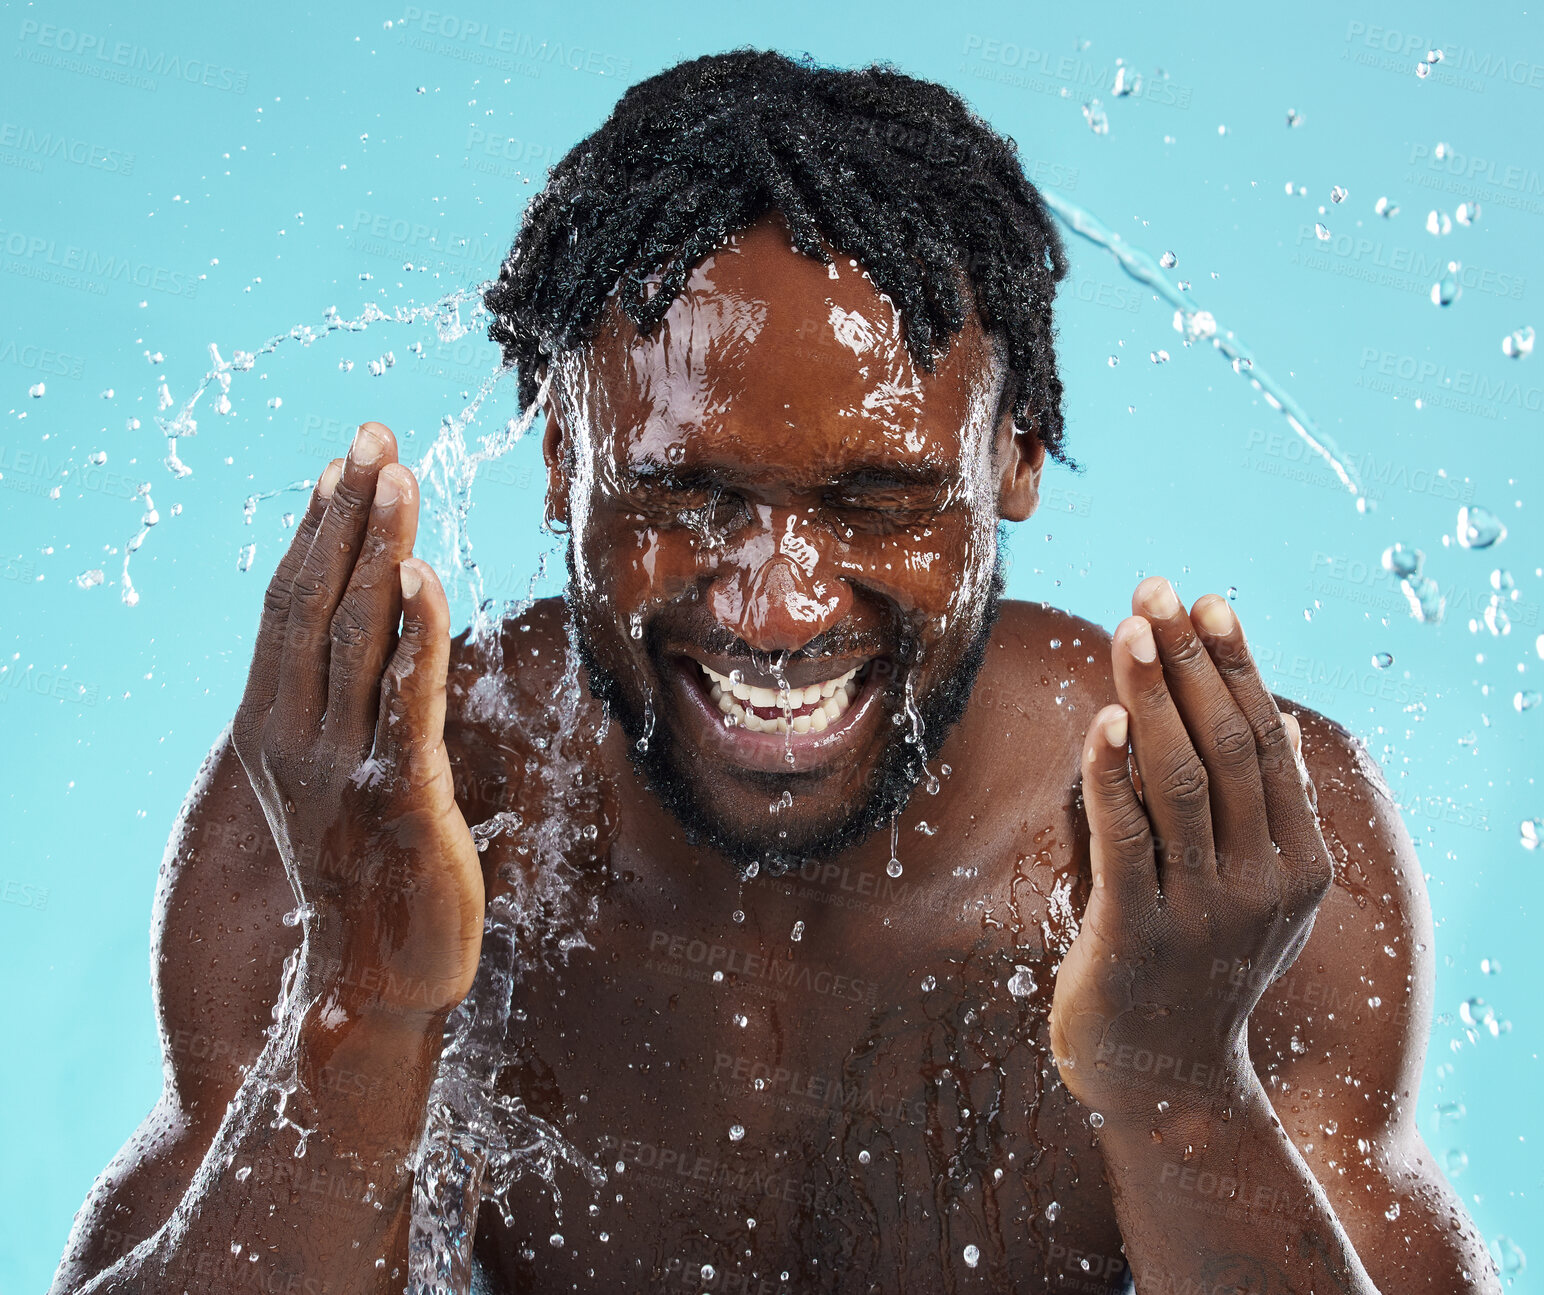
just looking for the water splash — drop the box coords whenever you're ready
[1038,188,1368,509]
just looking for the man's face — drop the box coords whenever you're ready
[544,212,1040,874]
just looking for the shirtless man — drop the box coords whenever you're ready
[54,52,1495,1295]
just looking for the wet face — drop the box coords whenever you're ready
[544,211,1044,874]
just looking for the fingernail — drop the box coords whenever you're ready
[351,423,386,466]
[1195,596,1235,638]
[1128,618,1157,663]
[317,460,343,500]
[375,466,403,509]
[400,561,422,600]
[1282,712,1302,751]
[1102,706,1129,747]
[1143,578,1181,618]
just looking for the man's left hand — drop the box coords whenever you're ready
[1048,577,1334,1122]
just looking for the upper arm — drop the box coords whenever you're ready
[50,727,300,1292]
[1249,706,1499,1294]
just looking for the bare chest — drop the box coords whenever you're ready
[469,842,1130,1293]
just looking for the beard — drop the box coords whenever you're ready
[566,539,1008,879]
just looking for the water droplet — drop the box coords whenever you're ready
[886,858,902,878]
[1007,965,1038,997]
[1082,99,1109,134]
[921,974,937,992]
[1502,325,1535,359]
[733,1013,748,1028]
[1159,250,1178,269]
[1492,1235,1526,1276]
[1331,185,1348,204]
[1514,691,1541,713]
[1426,209,1453,237]
[75,569,105,590]
[789,920,804,942]
[1226,586,1238,601]
[857,1149,871,1165]
[237,543,256,572]
[963,1244,980,1269]
[1088,1111,1105,1128]
[701,1264,716,1281]
[549,1233,564,1248]
[1149,349,1171,364]
[731,909,745,923]
[1314,222,1331,241]
[1372,651,1394,669]
[1445,1148,1468,1176]
[1382,544,1423,579]
[1520,819,1542,850]
[1375,196,1398,218]
[28,382,45,398]
[1286,108,1303,127]
[1431,261,1461,306]
[1457,506,1506,550]
[728,1124,745,1142]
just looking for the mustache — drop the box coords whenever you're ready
[654,611,914,669]
[680,618,909,665]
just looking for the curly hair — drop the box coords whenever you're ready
[483,48,1072,464]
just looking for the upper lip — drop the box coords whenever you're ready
[675,646,877,691]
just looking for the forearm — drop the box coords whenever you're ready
[80,981,445,1295]
[1095,1060,1379,1295]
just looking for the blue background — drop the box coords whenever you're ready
[1,1,1539,1289]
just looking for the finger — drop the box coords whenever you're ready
[273,423,398,737]
[235,460,341,752]
[1080,704,1160,939]
[321,463,421,759]
[1192,606,1325,874]
[1134,583,1269,870]
[1110,613,1217,898]
[373,558,452,798]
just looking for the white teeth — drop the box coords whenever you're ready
[697,660,864,734]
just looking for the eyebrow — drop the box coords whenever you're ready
[623,458,956,493]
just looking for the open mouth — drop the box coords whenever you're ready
[665,648,890,775]
[696,662,863,734]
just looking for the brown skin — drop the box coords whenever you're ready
[53,213,1496,1294]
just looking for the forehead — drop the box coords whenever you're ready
[561,212,1003,478]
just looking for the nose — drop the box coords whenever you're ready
[707,511,851,652]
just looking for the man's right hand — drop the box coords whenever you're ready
[232,421,484,1021]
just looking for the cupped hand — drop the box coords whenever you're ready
[1048,577,1332,1120]
[232,422,484,1021]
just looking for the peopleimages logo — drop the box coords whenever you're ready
[0,227,198,299]
[1343,22,1544,91]
[1358,348,1544,415]
[0,121,135,175]
[16,20,250,93]
[393,8,632,78]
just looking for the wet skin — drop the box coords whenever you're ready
[55,214,1498,1295]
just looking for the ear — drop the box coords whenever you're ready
[994,400,1046,523]
[539,369,571,530]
